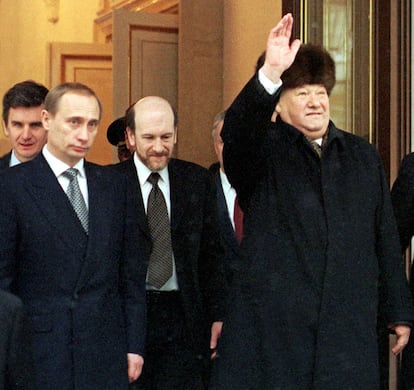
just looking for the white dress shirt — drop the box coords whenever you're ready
[219,169,237,231]
[42,145,89,209]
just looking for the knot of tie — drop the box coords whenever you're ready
[147,172,160,187]
[63,167,79,180]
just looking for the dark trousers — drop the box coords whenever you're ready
[130,291,204,390]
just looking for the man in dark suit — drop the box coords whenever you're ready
[114,96,226,389]
[0,83,146,389]
[1,80,48,169]
[391,153,414,389]
[209,14,414,389]
[0,290,34,389]
[211,110,242,286]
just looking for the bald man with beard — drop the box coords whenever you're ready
[113,96,227,389]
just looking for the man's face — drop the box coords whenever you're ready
[213,119,224,171]
[42,92,100,167]
[127,102,177,171]
[3,106,47,163]
[276,84,330,139]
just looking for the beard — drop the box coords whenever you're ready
[137,150,171,171]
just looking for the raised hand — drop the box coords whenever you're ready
[261,13,301,83]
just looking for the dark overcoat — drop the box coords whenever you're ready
[0,154,147,390]
[209,76,414,390]
[391,152,414,388]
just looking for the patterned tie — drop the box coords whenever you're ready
[233,195,244,243]
[146,173,173,288]
[62,168,88,233]
[309,140,322,158]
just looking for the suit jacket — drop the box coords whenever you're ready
[391,152,414,388]
[0,151,11,170]
[391,152,414,255]
[0,290,34,390]
[0,154,146,390]
[215,172,241,286]
[113,157,226,358]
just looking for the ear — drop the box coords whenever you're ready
[126,127,136,147]
[275,102,282,113]
[173,127,178,144]
[41,109,50,131]
[2,121,9,137]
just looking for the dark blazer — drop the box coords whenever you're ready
[113,157,226,358]
[0,290,34,390]
[391,152,414,388]
[392,152,414,253]
[0,154,146,390]
[0,152,11,170]
[215,172,241,286]
[209,75,414,389]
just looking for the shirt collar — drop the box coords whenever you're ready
[10,150,21,167]
[276,116,343,148]
[42,144,86,178]
[219,169,233,194]
[133,152,169,186]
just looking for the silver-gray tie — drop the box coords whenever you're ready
[63,168,88,234]
[146,172,173,288]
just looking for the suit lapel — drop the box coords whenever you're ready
[74,163,112,293]
[168,160,188,232]
[123,159,151,240]
[23,155,88,253]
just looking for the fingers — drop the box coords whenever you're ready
[390,325,411,355]
[127,353,144,383]
[392,333,409,355]
[270,13,293,38]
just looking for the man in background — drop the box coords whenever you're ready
[211,110,242,286]
[107,116,133,162]
[1,80,48,168]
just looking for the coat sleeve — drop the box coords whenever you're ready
[221,74,280,210]
[5,292,36,389]
[0,172,18,292]
[120,175,147,356]
[198,171,227,323]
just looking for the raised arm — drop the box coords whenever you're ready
[222,14,300,208]
[260,13,301,83]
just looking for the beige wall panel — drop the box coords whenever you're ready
[178,0,224,168]
[130,32,178,108]
[112,9,179,118]
[223,0,282,108]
